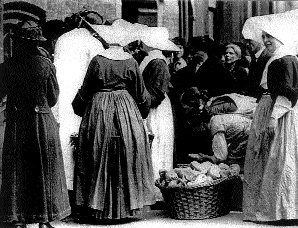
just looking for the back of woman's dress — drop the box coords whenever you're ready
[73,54,156,219]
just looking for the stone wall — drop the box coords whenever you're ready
[160,0,179,39]
[4,0,121,22]
[3,0,181,38]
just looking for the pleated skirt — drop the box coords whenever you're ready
[74,90,156,219]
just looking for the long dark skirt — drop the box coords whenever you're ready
[74,90,155,219]
[0,109,71,223]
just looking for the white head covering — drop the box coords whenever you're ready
[242,9,298,55]
[98,19,179,52]
[91,24,135,60]
[91,24,137,47]
[139,26,180,52]
[91,19,180,58]
[111,19,149,44]
[242,9,298,89]
[111,19,148,31]
[242,15,266,44]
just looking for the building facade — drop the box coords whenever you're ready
[1,0,298,64]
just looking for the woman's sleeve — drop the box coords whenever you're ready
[129,60,151,118]
[270,96,292,119]
[144,59,170,108]
[79,57,99,99]
[267,57,298,119]
[236,66,249,95]
[72,57,99,116]
[47,61,60,107]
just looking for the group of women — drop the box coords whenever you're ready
[1,8,298,228]
[173,9,298,223]
[0,13,179,227]
[169,36,254,163]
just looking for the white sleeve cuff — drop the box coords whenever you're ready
[271,96,292,119]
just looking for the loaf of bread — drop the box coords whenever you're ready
[218,163,230,170]
[190,161,201,171]
[174,167,200,181]
[229,164,241,176]
[207,164,221,179]
[197,161,213,174]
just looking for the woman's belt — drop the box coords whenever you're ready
[256,90,271,102]
[8,105,51,114]
[97,88,125,92]
[262,91,271,95]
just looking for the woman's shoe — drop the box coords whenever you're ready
[38,223,55,228]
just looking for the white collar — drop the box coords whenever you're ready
[139,50,167,74]
[100,46,132,60]
[255,46,265,59]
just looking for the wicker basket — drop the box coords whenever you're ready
[155,175,239,220]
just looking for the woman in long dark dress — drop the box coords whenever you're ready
[72,24,155,220]
[0,21,71,228]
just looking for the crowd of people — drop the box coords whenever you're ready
[1,8,298,228]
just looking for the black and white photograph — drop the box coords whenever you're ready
[1,1,298,227]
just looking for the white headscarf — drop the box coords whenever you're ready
[139,26,180,52]
[242,9,298,51]
[242,9,298,89]
[91,24,135,60]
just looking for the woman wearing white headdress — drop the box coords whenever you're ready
[242,9,298,222]
[138,27,179,201]
[72,24,155,220]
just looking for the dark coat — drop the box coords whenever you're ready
[247,49,271,97]
[172,56,235,100]
[0,52,71,223]
[226,60,249,95]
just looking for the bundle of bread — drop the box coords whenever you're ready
[157,161,240,188]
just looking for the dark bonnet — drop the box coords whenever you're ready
[14,20,47,41]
